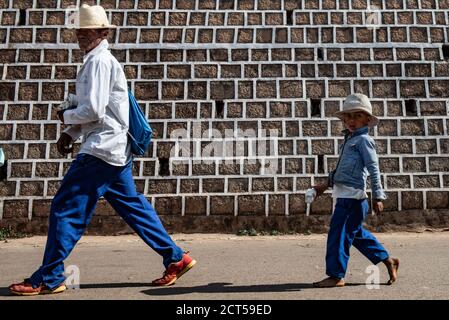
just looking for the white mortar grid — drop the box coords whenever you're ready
[233,194,238,216]
[205,194,210,216]
[422,189,427,210]
[27,198,32,220]
[2,5,448,218]
[264,193,269,217]
[180,195,185,216]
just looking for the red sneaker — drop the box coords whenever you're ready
[9,281,67,296]
[152,252,197,286]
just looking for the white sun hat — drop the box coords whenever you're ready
[334,93,379,127]
[77,4,116,29]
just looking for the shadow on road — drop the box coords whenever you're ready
[80,283,153,289]
[344,283,390,286]
[0,282,315,297]
[143,282,315,296]
[0,282,382,297]
[0,283,154,297]
[0,287,11,297]
[141,282,386,296]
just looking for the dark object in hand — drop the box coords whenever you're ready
[57,109,67,124]
[57,133,74,155]
[0,160,7,181]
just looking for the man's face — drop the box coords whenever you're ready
[76,29,106,52]
[343,111,371,132]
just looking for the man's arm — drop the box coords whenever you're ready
[63,125,82,141]
[63,60,111,125]
[313,183,329,198]
[56,125,82,155]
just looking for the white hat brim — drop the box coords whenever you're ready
[77,24,116,29]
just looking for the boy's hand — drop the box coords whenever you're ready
[312,184,328,198]
[373,200,384,214]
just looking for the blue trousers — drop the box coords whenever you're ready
[28,153,184,289]
[325,198,389,279]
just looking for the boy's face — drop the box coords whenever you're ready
[343,111,371,132]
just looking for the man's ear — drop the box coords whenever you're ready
[100,29,110,38]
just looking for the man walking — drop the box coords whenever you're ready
[9,4,195,296]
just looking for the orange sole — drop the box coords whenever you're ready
[10,284,67,296]
[164,259,197,286]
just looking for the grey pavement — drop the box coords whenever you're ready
[1,232,449,300]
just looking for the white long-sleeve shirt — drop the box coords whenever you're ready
[63,39,131,166]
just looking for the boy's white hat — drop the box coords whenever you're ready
[334,93,379,127]
[77,4,115,29]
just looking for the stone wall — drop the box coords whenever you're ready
[1,0,449,234]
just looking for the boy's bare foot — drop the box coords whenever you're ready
[383,257,400,285]
[313,277,345,288]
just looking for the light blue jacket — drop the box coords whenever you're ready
[328,126,387,200]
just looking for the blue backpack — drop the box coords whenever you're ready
[127,90,153,156]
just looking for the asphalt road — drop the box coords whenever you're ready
[1,232,449,300]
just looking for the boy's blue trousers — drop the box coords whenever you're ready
[27,153,184,289]
[326,198,389,279]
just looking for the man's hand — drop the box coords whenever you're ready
[57,133,73,155]
[57,109,66,124]
[312,183,329,198]
[373,200,384,214]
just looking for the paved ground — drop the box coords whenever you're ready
[1,232,449,300]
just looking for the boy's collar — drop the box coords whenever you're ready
[342,126,369,138]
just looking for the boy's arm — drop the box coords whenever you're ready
[313,183,329,198]
[359,137,386,201]
[314,150,340,198]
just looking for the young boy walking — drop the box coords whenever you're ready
[312,93,399,288]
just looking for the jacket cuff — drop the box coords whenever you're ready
[373,190,387,201]
[63,125,82,141]
[62,110,71,124]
